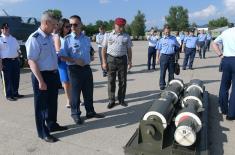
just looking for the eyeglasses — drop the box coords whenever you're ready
[2,27,9,29]
[70,23,78,27]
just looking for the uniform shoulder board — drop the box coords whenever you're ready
[32,32,40,38]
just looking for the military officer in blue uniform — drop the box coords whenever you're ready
[60,15,105,125]
[0,23,24,101]
[26,11,68,143]
[206,31,212,51]
[197,30,207,59]
[212,25,235,120]
[156,25,180,90]
[182,29,199,70]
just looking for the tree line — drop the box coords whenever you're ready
[48,7,231,37]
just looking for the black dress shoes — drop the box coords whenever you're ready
[107,102,115,109]
[226,116,235,121]
[49,125,68,132]
[73,117,84,125]
[120,101,128,107]
[86,112,105,119]
[14,94,24,98]
[6,97,17,101]
[43,135,59,143]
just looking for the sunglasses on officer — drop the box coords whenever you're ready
[70,23,82,28]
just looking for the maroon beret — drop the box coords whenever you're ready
[115,18,126,26]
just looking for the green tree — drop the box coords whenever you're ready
[130,10,146,37]
[208,17,229,29]
[47,9,63,20]
[125,24,132,35]
[83,23,97,36]
[165,6,189,31]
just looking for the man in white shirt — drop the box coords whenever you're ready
[0,23,24,101]
[96,25,107,77]
[147,28,158,70]
[212,26,235,120]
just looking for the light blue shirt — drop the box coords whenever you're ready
[156,35,180,55]
[214,27,235,57]
[198,34,207,42]
[180,34,185,41]
[60,32,91,65]
[147,35,158,47]
[184,35,198,48]
[25,28,58,71]
[206,34,212,40]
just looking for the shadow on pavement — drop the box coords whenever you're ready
[93,79,135,89]
[193,65,219,70]
[132,64,147,68]
[53,90,160,138]
[208,94,228,155]
[128,69,158,75]
[203,80,220,84]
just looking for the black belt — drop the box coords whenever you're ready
[69,64,90,68]
[185,47,196,49]
[161,53,175,56]
[108,54,126,59]
[41,70,58,74]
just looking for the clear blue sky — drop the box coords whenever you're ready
[0,0,234,29]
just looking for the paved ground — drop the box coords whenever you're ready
[0,41,233,155]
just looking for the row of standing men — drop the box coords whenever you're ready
[146,28,212,90]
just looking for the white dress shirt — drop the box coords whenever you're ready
[0,34,20,59]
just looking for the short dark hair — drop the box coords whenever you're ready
[1,23,9,29]
[70,15,81,22]
[59,18,70,37]
[99,25,105,29]
[163,24,171,31]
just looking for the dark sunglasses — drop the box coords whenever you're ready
[2,27,9,29]
[70,23,78,27]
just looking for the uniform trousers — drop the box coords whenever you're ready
[147,46,156,70]
[219,57,235,117]
[68,65,95,120]
[107,54,127,103]
[1,58,20,98]
[198,41,206,58]
[31,70,60,138]
[159,53,175,88]
[182,47,196,69]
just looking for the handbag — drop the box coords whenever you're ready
[174,55,180,75]
[174,62,180,75]
[174,46,180,75]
